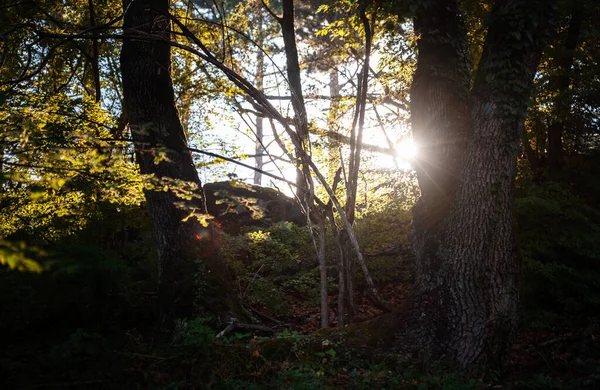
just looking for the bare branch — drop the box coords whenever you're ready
[185,146,300,189]
[260,0,282,22]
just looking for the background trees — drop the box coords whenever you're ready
[525,0,600,177]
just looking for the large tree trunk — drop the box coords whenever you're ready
[120,0,237,326]
[408,0,554,366]
[347,0,555,368]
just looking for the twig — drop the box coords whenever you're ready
[260,0,282,21]
[242,263,265,299]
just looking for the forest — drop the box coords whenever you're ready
[1,0,599,388]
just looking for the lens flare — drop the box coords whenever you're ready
[396,139,418,160]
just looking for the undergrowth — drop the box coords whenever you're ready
[2,166,600,388]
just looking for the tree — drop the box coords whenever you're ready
[120,0,238,325]
[355,0,556,367]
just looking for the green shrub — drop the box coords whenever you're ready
[516,182,600,328]
[220,222,316,313]
[174,316,216,347]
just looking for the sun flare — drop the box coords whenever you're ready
[371,138,418,170]
[396,139,418,160]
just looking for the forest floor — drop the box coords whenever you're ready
[225,276,600,390]
[2,204,600,389]
[1,265,599,389]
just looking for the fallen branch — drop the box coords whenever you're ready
[216,322,237,338]
[216,320,274,339]
[116,351,167,360]
[242,302,283,325]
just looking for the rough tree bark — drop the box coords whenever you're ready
[410,0,554,366]
[344,0,556,368]
[120,0,238,326]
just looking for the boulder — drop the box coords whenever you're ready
[203,181,306,234]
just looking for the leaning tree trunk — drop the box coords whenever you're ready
[253,8,265,186]
[350,0,555,368]
[120,0,237,326]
